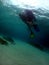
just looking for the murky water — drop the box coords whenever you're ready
[0,0,49,65]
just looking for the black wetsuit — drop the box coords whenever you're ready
[19,9,39,34]
[19,10,36,23]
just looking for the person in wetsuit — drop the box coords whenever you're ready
[19,9,39,38]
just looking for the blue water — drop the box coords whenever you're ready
[0,0,49,50]
[0,0,49,65]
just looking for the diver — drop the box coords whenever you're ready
[16,9,40,38]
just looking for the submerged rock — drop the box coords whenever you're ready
[0,38,8,45]
[0,35,15,45]
[3,36,14,42]
[3,36,15,45]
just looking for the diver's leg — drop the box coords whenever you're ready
[23,21,33,33]
[26,23,33,33]
[26,23,34,38]
[33,23,40,32]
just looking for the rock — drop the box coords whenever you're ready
[0,38,8,45]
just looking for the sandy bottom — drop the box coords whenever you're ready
[0,39,49,65]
